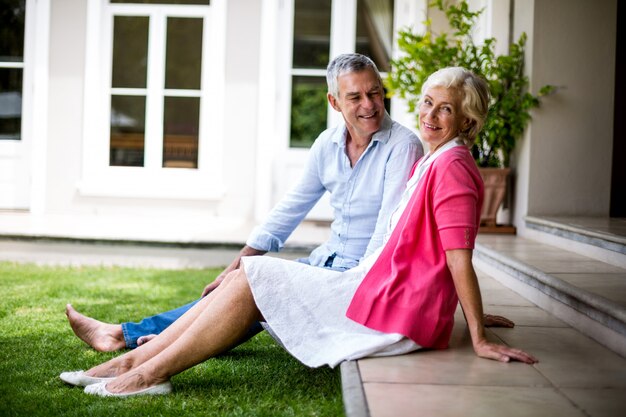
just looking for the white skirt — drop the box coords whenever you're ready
[241,256,420,368]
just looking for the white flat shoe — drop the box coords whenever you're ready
[60,371,115,387]
[84,381,173,397]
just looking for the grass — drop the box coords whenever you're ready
[0,262,343,417]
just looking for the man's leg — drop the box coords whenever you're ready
[134,315,264,349]
[122,299,200,348]
[68,299,264,352]
[66,300,199,351]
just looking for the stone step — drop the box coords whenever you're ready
[474,235,626,358]
[524,216,626,268]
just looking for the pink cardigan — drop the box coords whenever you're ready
[346,146,483,349]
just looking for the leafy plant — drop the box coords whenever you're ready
[290,79,328,148]
[386,0,554,167]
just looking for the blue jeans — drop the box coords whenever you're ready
[121,299,265,349]
[121,256,347,349]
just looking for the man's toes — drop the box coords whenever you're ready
[137,334,157,346]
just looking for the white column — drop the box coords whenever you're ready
[389,0,427,136]
[28,0,51,214]
[254,0,280,221]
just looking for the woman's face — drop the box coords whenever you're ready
[419,86,469,150]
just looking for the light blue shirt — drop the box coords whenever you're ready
[247,113,423,270]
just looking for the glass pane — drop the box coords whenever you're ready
[110,95,146,166]
[0,68,22,140]
[356,0,394,72]
[290,76,327,148]
[292,0,331,69]
[165,17,203,90]
[163,96,199,169]
[111,0,209,4]
[0,0,25,62]
[112,16,149,89]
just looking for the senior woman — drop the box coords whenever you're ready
[60,67,536,397]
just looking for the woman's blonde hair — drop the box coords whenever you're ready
[419,67,490,145]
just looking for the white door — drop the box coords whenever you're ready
[78,0,226,201]
[269,0,401,220]
[0,0,30,209]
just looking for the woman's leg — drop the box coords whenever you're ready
[102,268,261,393]
[84,270,246,378]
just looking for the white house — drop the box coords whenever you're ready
[0,0,620,245]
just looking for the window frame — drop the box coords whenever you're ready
[78,0,226,200]
[287,0,401,149]
[255,0,423,221]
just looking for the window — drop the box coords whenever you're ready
[0,0,26,141]
[109,15,203,169]
[79,0,226,200]
[289,0,331,148]
[355,0,394,72]
[288,0,395,148]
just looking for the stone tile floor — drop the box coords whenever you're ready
[356,269,626,417]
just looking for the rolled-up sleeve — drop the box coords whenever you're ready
[433,159,480,250]
[247,142,327,252]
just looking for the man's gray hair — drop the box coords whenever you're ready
[326,53,382,99]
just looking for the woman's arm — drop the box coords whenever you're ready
[445,249,538,364]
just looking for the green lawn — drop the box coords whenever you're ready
[0,262,343,417]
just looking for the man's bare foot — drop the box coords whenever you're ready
[65,304,126,352]
[137,334,157,346]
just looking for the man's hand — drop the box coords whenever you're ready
[484,314,514,328]
[201,275,226,297]
[200,245,267,298]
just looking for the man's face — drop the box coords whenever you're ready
[328,69,385,141]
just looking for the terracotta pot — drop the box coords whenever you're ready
[478,167,510,227]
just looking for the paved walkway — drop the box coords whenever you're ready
[0,211,328,249]
[0,238,309,268]
[0,211,317,267]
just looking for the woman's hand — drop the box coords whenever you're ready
[473,339,538,364]
[445,249,538,364]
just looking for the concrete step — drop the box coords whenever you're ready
[524,216,626,268]
[474,234,626,358]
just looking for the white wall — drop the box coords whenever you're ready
[39,0,618,234]
[512,0,617,230]
[46,0,87,214]
[215,0,262,219]
[42,0,262,221]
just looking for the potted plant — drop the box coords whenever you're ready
[386,0,554,228]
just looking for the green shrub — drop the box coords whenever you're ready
[386,0,554,167]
